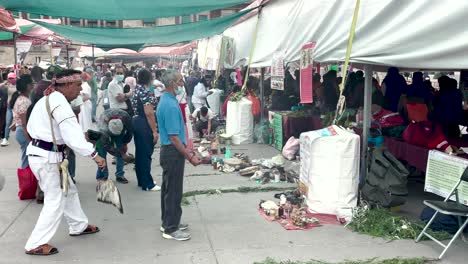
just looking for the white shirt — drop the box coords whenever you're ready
[192,82,209,106]
[108,79,127,110]
[26,91,95,163]
[153,79,166,98]
[192,108,215,122]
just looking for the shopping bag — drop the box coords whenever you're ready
[17,166,38,200]
[247,92,261,120]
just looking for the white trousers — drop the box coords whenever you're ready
[25,156,88,251]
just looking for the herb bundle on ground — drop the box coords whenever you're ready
[347,207,451,241]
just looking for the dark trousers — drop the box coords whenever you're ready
[195,119,219,137]
[133,116,155,190]
[68,150,76,178]
[160,144,185,234]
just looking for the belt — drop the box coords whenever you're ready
[31,138,66,152]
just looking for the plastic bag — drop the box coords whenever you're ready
[247,92,261,120]
[254,121,270,144]
[282,136,300,160]
[17,166,38,200]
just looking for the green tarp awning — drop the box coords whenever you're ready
[0,24,34,40]
[31,9,252,49]
[0,0,250,20]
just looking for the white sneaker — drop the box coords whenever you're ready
[146,185,161,192]
[162,230,191,241]
[0,139,9,146]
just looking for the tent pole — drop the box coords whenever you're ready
[49,44,54,65]
[360,64,373,188]
[92,45,95,66]
[260,67,265,121]
[66,45,70,69]
[13,33,18,75]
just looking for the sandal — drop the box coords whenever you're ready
[25,244,59,256]
[69,225,100,237]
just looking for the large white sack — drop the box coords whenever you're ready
[226,97,253,145]
[207,89,223,116]
[300,126,360,215]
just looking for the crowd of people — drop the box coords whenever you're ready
[0,62,227,255]
[307,67,465,138]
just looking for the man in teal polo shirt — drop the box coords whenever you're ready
[157,70,201,241]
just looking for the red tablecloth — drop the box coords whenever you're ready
[384,136,468,172]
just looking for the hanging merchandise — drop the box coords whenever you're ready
[300,126,360,215]
[52,45,61,64]
[271,52,285,90]
[219,36,235,69]
[198,35,222,71]
[15,40,32,65]
[300,42,316,104]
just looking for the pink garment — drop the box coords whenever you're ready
[125,77,137,91]
[236,68,242,86]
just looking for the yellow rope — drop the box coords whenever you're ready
[334,0,361,122]
[241,7,262,92]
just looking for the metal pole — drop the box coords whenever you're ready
[92,45,95,66]
[260,67,265,121]
[360,64,373,187]
[13,33,20,76]
[49,44,54,65]
[66,45,70,69]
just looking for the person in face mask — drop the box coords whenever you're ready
[108,65,132,115]
[1,72,17,147]
[153,70,165,98]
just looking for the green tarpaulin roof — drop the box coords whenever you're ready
[31,9,252,50]
[0,24,34,40]
[0,0,250,20]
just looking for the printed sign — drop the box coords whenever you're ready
[300,42,316,103]
[271,52,285,90]
[16,40,32,65]
[425,150,468,205]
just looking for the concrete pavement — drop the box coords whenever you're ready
[0,134,466,264]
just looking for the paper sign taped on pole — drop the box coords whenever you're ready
[425,150,468,205]
[271,52,285,90]
[16,40,33,65]
[300,42,316,104]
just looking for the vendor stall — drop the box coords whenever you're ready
[269,111,322,151]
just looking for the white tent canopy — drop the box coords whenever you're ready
[224,0,468,70]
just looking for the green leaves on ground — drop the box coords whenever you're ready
[254,257,432,264]
[347,207,451,241]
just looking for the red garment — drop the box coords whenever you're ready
[179,103,187,123]
[403,121,449,151]
[222,92,234,117]
[372,109,404,128]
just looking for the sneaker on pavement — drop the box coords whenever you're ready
[160,224,189,233]
[116,177,129,184]
[162,230,191,241]
[146,185,161,192]
[1,139,9,146]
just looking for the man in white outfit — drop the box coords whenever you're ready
[25,69,106,256]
